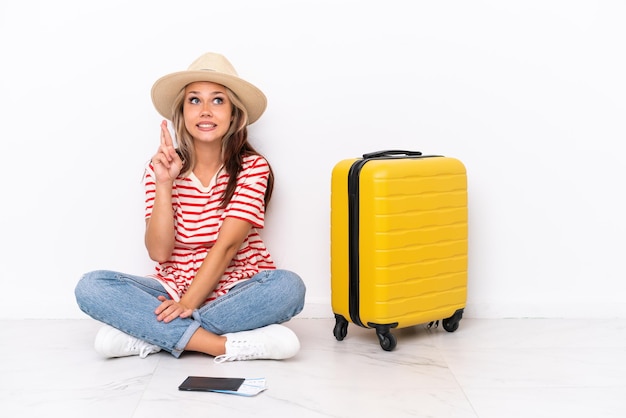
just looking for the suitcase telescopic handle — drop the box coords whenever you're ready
[362,150,423,159]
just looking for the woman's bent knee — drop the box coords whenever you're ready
[74,270,113,308]
[277,270,306,317]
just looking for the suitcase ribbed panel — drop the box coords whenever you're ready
[357,157,467,328]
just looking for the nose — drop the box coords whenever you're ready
[201,105,212,117]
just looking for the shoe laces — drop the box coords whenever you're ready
[213,353,237,363]
[127,337,158,359]
[214,339,265,364]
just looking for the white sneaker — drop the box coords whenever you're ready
[214,324,300,363]
[94,325,161,359]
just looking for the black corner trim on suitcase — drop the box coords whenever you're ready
[347,159,369,327]
[347,151,443,328]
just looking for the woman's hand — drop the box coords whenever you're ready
[154,296,193,322]
[151,120,183,183]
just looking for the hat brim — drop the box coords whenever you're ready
[151,70,267,124]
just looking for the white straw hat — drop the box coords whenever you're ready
[151,52,267,124]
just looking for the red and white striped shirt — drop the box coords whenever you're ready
[143,154,276,304]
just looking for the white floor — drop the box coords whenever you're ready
[2,317,625,418]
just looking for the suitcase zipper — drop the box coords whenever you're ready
[347,158,369,327]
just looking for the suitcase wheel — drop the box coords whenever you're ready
[375,328,397,351]
[334,315,398,351]
[442,308,464,332]
[366,322,399,351]
[333,314,349,341]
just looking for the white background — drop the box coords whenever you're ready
[1,0,624,319]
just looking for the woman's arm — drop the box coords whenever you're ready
[145,121,183,262]
[144,182,176,263]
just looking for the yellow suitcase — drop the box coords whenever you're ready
[331,150,468,350]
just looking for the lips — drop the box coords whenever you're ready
[197,123,216,129]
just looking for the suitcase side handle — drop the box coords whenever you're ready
[362,150,423,159]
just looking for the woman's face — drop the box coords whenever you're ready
[182,81,233,145]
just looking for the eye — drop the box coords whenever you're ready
[188,96,200,105]
[212,97,224,105]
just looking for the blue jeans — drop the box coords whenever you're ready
[74,269,306,358]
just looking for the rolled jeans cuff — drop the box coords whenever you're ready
[172,309,202,358]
